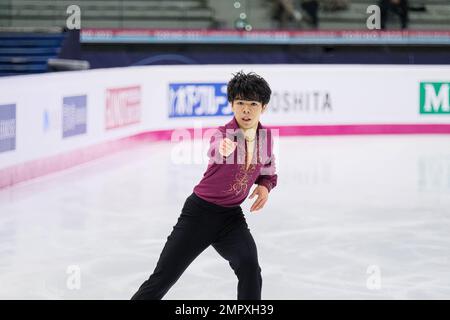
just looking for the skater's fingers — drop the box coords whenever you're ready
[253,198,267,212]
[251,197,264,212]
[219,140,232,156]
[249,188,258,199]
[219,142,226,156]
[225,140,236,151]
[250,198,258,211]
[223,138,234,147]
[259,198,268,209]
[224,143,232,153]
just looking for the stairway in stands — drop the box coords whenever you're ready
[0,30,65,77]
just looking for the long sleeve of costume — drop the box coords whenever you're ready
[254,130,278,192]
[254,153,277,192]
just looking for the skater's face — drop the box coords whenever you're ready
[231,99,266,130]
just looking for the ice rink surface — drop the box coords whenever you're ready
[1,135,449,299]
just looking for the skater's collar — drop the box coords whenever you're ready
[226,116,263,133]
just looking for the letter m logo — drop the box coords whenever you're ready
[420,82,450,114]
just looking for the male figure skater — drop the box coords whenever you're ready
[131,71,278,300]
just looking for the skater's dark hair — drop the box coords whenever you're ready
[227,71,271,105]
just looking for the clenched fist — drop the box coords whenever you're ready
[219,138,237,157]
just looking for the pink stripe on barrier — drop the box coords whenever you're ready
[0,136,140,189]
[271,124,450,136]
[2,123,450,189]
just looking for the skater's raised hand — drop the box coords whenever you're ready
[249,185,269,212]
[219,138,237,157]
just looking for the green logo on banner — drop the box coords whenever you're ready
[420,82,450,114]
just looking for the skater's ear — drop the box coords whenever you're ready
[261,104,267,113]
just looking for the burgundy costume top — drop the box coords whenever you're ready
[193,117,278,207]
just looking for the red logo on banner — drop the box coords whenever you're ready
[105,86,141,130]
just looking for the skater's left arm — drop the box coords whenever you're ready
[250,153,278,212]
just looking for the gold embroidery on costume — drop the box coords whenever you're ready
[223,163,257,196]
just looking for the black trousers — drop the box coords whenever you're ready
[131,192,262,300]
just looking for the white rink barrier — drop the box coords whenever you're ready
[0,64,449,187]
